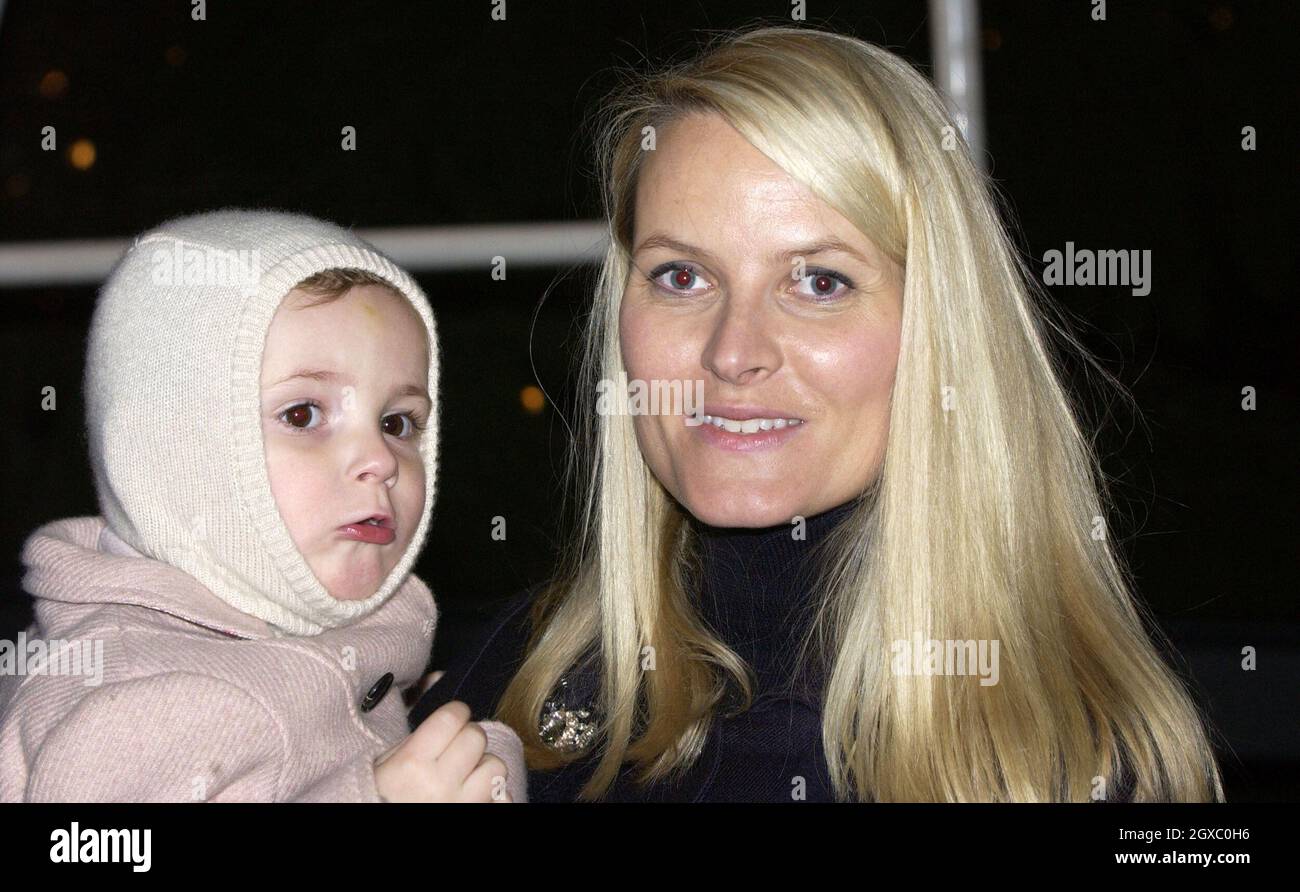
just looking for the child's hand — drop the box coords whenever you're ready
[374,700,512,802]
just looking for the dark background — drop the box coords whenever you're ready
[1,1,1295,799]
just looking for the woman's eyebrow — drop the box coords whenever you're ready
[268,369,431,406]
[780,238,873,267]
[632,233,717,262]
[632,232,872,267]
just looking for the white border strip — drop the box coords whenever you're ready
[0,221,611,287]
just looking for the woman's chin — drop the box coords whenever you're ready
[679,488,801,529]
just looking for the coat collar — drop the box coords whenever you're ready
[21,516,434,643]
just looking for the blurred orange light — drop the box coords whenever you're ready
[38,69,68,99]
[520,385,545,415]
[68,139,96,171]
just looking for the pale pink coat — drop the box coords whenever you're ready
[0,516,527,803]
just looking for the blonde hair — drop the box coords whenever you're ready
[496,25,1224,801]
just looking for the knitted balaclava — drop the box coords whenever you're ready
[84,209,439,637]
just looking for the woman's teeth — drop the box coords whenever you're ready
[699,415,804,434]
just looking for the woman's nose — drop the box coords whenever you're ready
[699,291,781,386]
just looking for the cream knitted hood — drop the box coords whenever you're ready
[85,209,439,637]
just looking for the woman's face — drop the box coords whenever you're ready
[619,113,904,528]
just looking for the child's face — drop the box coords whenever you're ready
[260,283,431,601]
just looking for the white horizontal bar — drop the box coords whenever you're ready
[928,0,987,170]
[0,221,611,287]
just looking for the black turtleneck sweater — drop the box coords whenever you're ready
[409,499,861,802]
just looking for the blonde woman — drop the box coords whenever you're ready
[411,25,1224,802]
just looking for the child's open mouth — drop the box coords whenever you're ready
[338,514,396,545]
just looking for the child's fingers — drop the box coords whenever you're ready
[464,753,512,803]
[435,720,490,790]
[405,699,472,763]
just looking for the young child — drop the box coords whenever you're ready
[0,209,527,802]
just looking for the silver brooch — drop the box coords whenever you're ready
[538,674,601,753]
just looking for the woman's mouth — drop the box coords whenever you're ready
[691,412,806,452]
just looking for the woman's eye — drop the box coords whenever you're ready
[793,269,853,300]
[279,402,322,430]
[649,263,712,295]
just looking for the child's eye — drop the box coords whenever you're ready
[276,402,426,439]
[382,412,427,439]
[279,402,323,430]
